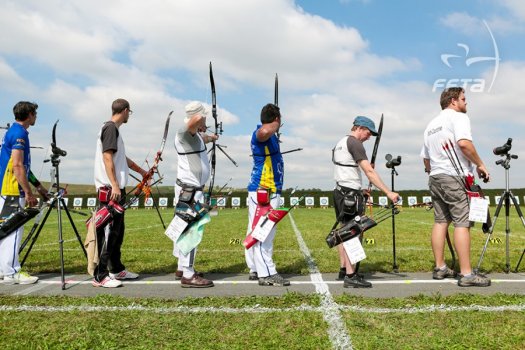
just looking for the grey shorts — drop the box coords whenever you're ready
[429,174,471,228]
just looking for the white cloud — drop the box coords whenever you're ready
[1,1,525,192]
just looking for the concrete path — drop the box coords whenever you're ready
[1,272,523,299]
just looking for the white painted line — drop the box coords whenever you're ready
[288,213,353,350]
[1,303,523,314]
[32,278,525,286]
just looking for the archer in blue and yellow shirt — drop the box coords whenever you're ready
[247,104,284,194]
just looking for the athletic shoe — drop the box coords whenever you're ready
[249,271,258,280]
[175,270,204,280]
[258,274,290,286]
[109,270,139,280]
[458,273,491,287]
[343,274,372,288]
[92,276,122,288]
[432,266,457,280]
[337,268,346,281]
[3,272,39,285]
[181,274,214,288]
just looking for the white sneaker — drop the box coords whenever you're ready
[3,272,39,285]
[109,270,139,280]
[92,276,122,288]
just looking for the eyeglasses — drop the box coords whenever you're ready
[128,108,133,115]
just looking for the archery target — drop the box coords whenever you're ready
[159,197,168,207]
[217,197,226,207]
[290,197,299,206]
[144,198,154,207]
[279,197,285,207]
[408,196,417,206]
[378,196,388,206]
[423,196,432,204]
[73,198,83,207]
[305,197,315,206]
[231,197,241,207]
[319,197,329,206]
[87,198,97,207]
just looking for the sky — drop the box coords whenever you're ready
[1,0,525,192]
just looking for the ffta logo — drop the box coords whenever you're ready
[433,20,500,93]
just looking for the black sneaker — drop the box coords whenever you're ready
[432,266,457,280]
[258,274,290,286]
[337,268,346,281]
[343,274,372,288]
[248,271,258,280]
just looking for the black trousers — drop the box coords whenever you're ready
[94,193,126,281]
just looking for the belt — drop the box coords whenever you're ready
[336,183,360,194]
[176,179,204,191]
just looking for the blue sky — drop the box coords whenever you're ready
[1,0,525,192]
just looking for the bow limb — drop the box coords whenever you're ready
[367,114,384,192]
[129,111,172,199]
[274,73,283,142]
[207,62,219,204]
[51,120,58,148]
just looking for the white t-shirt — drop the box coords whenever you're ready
[94,122,129,189]
[421,108,474,176]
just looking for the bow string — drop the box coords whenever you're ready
[132,111,172,200]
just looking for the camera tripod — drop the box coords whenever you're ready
[19,122,87,290]
[385,154,401,272]
[475,151,525,273]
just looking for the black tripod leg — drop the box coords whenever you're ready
[509,193,525,272]
[515,249,525,273]
[151,195,166,229]
[504,193,511,273]
[60,198,87,258]
[392,207,398,272]
[475,193,504,273]
[19,205,54,268]
[445,231,456,271]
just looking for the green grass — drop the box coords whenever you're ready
[3,207,525,349]
[19,207,525,275]
[0,293,523,349]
